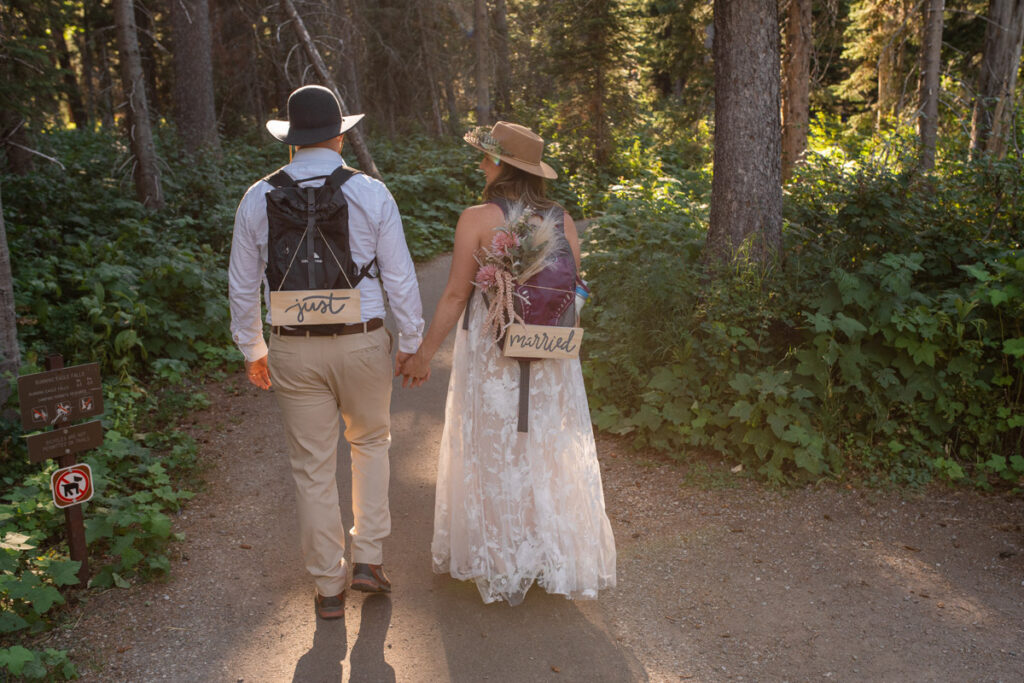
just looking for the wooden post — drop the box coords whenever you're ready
[45,354,90,588]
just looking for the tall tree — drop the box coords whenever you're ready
[0,183,19,408]
[280,0,381,178]
[53,20,89,129]
[917,0,944,171]
[171,0,220,154]
[840,0,919,126]
[706,0,782,262]
[114,0,165,208]
[782,0,812,182]
[334,0,365,116]
[536,0,631,171]
[474,0,491,125]
[493,0,512,118]
[970,0,1024,158]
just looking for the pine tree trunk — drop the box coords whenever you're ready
[171,0,220,154]
[970,0,1024,158]
[918,0,944,171]
[877,5,897,126]
[0,183,20,403]
[80,3,98,126]
[0,112,34,176]
[114,0,165,209]
[134,3,161,118]
[474,0,491,125]
[707,0,782,262]
[781,0,811,182]
[493,0,511,118]
[335,0,364,116]
[280,0,381,179]
[443,62,460,135]
[99,40,116,128]
[54,24,89,130]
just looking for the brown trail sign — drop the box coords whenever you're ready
[17,362,103,430]
[16,355,102,586]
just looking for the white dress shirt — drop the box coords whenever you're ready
[228,147,424,361]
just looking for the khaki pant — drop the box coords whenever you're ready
[268,324,393,597]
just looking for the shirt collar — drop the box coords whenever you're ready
[290,146,346,166]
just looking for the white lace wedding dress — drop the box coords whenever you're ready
[431,293,617,605]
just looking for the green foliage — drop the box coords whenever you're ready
[0,1,68,128]
[372,135,479,260]
[583,135,1024,485]
[3,128,261,381]
[0,645,76,681]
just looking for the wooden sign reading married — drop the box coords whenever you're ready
[503,324,584,359]
[270,289,361,326]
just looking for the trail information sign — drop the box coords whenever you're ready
[15,355,98,587]
[26,420,104,464]
[18,363,103,431]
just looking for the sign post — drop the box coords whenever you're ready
[16,354,102,587]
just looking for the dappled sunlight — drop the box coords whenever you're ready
[871,551,996,627]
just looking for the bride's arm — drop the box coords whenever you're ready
[399,204,496,385]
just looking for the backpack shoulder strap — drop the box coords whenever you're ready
[325,165,360,192]
[263,167,296,189]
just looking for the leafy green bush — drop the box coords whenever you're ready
[582,136,1024,485]
[372,134,480,259]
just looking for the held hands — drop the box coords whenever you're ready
[246,355,272,390]
[395,350,431,388]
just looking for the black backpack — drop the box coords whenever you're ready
[263,165,376,296]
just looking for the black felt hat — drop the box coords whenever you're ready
[265,85,364,145]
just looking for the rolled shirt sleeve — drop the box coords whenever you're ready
[374,186,424,354]
[228,183,270,363]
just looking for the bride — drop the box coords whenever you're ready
[399,121,616,605]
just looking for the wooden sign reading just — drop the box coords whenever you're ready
[503,324,584,359]
[270,289,361,326]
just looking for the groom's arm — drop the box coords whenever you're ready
[374,186,424,355]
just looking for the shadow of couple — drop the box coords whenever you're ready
[292,593,395,682]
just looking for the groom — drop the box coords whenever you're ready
[228,85,424,619]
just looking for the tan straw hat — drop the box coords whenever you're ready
[464,122,557,179]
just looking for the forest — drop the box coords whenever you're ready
[1,0,1023,677]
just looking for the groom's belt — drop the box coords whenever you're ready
[272,318,384,337]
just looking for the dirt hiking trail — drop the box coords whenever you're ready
[50,255,1024,682]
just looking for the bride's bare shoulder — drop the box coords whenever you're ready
[458,202,504,228]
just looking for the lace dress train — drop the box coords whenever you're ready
[431,294,617,605]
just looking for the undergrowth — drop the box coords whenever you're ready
[581,128,1024,486]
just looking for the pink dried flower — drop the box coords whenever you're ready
[474,264,501,289]
[490,230,520,256]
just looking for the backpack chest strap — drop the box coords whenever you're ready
[305,186,317,289]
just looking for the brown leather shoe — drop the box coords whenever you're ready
[350,563,391,593]
[314,590,345,619]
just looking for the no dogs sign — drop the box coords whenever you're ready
[50,464,94,509]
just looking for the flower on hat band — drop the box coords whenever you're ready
[465,126,506,158]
